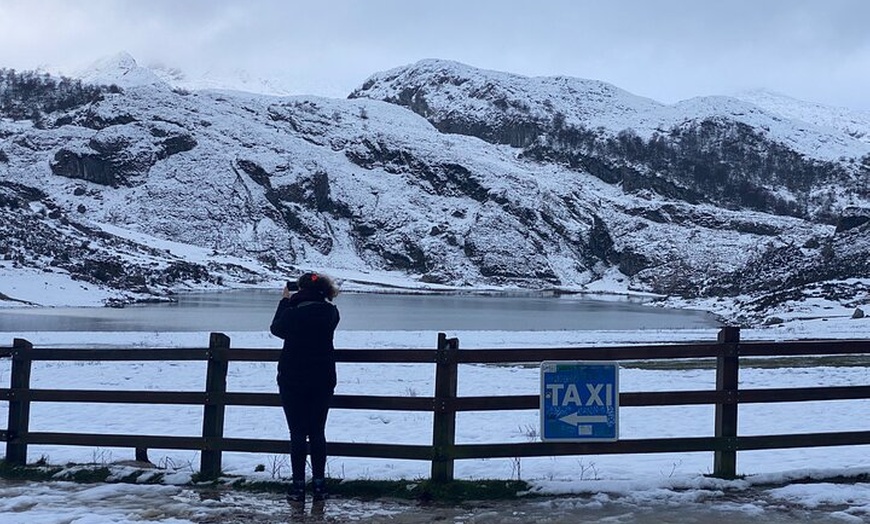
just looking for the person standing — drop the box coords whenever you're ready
[270,272,340,503]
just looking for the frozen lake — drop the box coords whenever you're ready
[0,289,720,332]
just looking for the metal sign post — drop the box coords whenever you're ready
[540,361,619,442]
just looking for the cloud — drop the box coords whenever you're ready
[0,0,868,109]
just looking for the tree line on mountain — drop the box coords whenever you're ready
[0,68,118,125]
[522,113,866,224]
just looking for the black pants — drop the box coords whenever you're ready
[278,384,333,481]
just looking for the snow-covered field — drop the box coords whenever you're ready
[1,313,869,522]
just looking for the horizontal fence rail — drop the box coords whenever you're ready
[0,328,869,481]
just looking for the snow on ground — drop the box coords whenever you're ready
[0,264,121,308]
[0,315,868,522]
[2,475,869,523]
[6,326,869,485]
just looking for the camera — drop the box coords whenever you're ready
[286,280,299,292]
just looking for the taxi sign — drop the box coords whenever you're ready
[540,361,619,442]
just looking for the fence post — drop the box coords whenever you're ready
[714,326,740,478]
[200,332,230,479]
[431,332,459,483]
[6,338,33,466]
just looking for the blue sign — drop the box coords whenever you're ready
[540,361,619,442]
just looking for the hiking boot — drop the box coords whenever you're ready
[312,478,328,501]
[287,480,305,504]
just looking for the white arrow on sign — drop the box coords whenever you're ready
[559,413,608,426]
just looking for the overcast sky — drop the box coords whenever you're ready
[1,0,868,110]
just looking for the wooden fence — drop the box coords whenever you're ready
[1,327,869,482]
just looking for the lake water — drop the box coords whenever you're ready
[0,289,720,332]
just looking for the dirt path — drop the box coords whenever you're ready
[193,488,854,523]
[0,479,859,523]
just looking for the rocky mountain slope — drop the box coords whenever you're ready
[1,58,867,323]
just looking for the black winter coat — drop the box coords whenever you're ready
[270,291,340,391]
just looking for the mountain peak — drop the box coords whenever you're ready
[78,51,169,89]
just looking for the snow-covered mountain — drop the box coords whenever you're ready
[79,52,295,97]
[76,52,170,90]
[0,58,867,323]
[351,60,870,162]
[733,89,870,145]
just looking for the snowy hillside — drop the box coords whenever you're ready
[0,57,868,324]
[734,89,870,145]
[351,59,870,222]
[351,59,870,162]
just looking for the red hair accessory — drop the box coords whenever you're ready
[310,273,319,282]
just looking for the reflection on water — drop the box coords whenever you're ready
[0,289,720,332]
